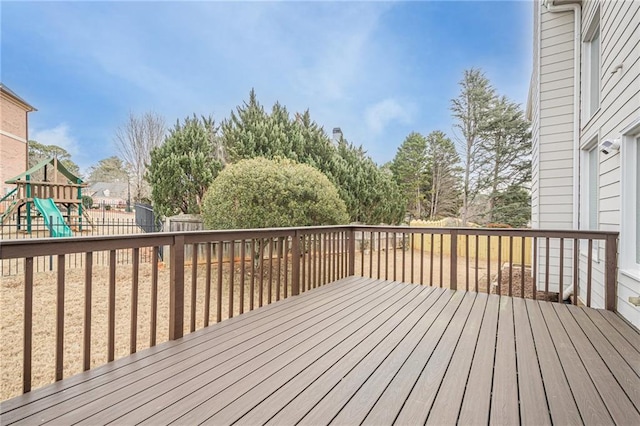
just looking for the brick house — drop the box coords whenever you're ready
[0,84,36,195]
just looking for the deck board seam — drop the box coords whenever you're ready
[448,294,491,425]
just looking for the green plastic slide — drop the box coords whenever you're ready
[33,198,73,237]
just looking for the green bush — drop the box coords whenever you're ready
[202,157,349,229]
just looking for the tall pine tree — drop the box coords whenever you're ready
[425,131,462,219]
[450,68,495,225]
[389,132,428,219]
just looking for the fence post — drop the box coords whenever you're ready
[450,229,458,291]
[604,234,617,311]
[291,230,301,296]
[348,227,356,276]
[169,235,185,339]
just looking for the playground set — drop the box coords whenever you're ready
[0,157,91,237]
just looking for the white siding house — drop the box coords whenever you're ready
[528,0,640,327]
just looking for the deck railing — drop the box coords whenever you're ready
[0,225,618,397]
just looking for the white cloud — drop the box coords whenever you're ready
[364,98,413,135]
[31,124,79,156]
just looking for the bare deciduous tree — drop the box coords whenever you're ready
[114,112,166,202]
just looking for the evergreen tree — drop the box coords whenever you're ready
[425,131,462,219]
[389,132,428,219]
[450,68,495,225]
[480,96,531,223]
[28,140,81,178]
[221,90,404,224]
[146,115,223,217]
[86,156,129,183]
[490,185,531,227]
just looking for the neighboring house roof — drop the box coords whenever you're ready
[89,181,129,200]
[0,83,37,112]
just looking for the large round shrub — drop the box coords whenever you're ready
[202,157,349,229]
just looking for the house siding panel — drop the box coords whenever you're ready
[577,0,640,320]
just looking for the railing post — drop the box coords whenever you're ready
[169,235,185,340]
[348,227,356,276]
[291,230,301,296]
[450,229,458,291]
[604,234,617,311]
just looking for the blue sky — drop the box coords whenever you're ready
[1,0,533,172]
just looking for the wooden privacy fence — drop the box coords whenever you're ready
[412,233,533,266]
[411,221,533,266]
[0,225,618,397]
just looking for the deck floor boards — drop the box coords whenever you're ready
[2,277,640,425]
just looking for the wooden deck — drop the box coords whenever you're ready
[2,276,639,425]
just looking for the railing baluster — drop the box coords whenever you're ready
[509,236,513,296]
[131,247,139,353]
[409,234,416,284]
[250,240,256,310]
[84,252,92,371]
[283,237,289,298]
[402,232,406,283]
[301,235,307,293]
[439,234,444,288]
[291,230,301,296]
[240,241,245,314]
[418,233,422,285]
[604,234,617,311]
[151,246,159,344]
[333,232,337,282]
[268,237,273,303]
[385,231,389,281]
[450,230,458,291]
[558,238,564,303]
[369,231,374,279]
[377,231,381,280]
[544,237,550,299]
[190,244,198,332]
[429,234,433,286]
[23,257,34,393]
[108,250,116,361]
[497,236,502,296]
[259,240,264,304]
[204,243,212,327]
[276,238,281,299]
[348,229,355,277]
[360,230,365,277]
[587,239,593,308]
[392,232,397,281]
[217,241,223,322]
[307,235,313,288]
[465,234,469,291]
[573,239,579,304]
[521,236,526,299]
[532,237,538,300]
[169,236,185,340]
[311,234,316,288]
[487,235,491,294]
[229,240,235,317]
[475,235,479,293]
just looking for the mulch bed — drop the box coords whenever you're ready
[491,264,559,302]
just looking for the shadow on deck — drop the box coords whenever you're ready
[1,276,639,425]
